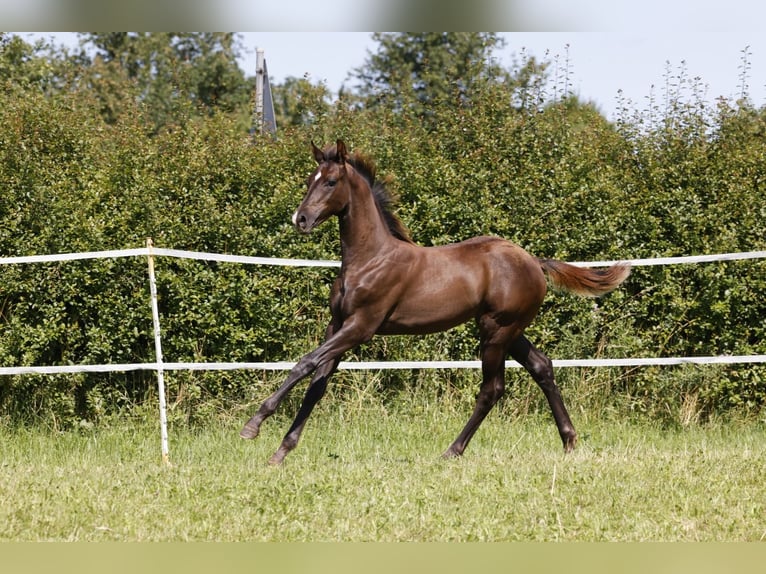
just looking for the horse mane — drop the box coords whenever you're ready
[339,148,414,244]
[369,180,414,244]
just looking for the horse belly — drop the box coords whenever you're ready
[378,275,481,335]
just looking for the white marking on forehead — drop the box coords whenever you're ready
[313,170,322,182]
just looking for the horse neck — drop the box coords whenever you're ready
[338,171,395,264]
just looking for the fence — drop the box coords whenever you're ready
[1,240,765,462]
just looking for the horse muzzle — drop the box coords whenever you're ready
[292,210,318,233]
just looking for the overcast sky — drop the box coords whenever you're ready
[25,31,766,122]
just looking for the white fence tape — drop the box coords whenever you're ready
[571,250,766,268]
[0,248,148,265]
[2,247,766,268]
[1,355,765,377]
[0,247,341,268]
[150,247,341,268]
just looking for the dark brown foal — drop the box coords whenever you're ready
[241,140,630,464]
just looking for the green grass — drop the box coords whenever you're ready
[1,401,764,541]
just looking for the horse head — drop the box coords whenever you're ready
[292,139,351,233]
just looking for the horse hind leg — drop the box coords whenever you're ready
[509,334,577,452]
[442,328,512,458]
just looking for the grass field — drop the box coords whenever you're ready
[2,395,764,542]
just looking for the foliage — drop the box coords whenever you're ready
[81,33,251,131]
[0,33,764,427]
[347,32,546,122]
[271,75,333,129]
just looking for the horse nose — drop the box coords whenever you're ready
[292,210,308,232]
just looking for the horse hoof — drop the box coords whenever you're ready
[563,434,578,453]
[268,452,285,466]
[239,421,260,439]
[441,448,462,459]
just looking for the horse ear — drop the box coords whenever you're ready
[336,139,348,164]
[311,141,324,164]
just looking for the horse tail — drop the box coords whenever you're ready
[538,259,631,298]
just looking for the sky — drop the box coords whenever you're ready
[238,32,766,121]
[24,30,766,123]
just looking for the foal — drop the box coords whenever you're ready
[241,140,630,464]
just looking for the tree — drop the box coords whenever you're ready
[348,33,538,116]
[79,33,251,130]
[270,75,332,128]
[0,34,81,95]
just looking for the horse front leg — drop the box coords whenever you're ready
[240,277,344,442]
[240,313,377,463]
[268,317,343,464]
[267,357,340,465]
[239,349,324,440]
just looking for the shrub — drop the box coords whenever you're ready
[0,48,764,426]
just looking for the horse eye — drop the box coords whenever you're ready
[327,179,337,187]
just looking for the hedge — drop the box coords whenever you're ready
[1,70,764,426]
